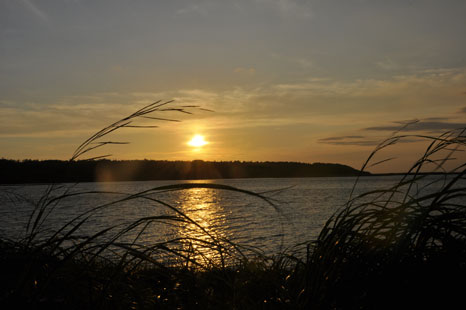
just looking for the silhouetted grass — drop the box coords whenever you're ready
[305,128,466,309]
[1,101,465,309]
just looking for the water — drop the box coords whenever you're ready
[0,175,459,263]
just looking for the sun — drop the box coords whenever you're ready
[188,134,208,148]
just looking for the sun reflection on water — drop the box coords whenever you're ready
[175,187,230,267]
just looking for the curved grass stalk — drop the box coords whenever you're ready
[306,126,466,309]
[70,100,211,161]
[15,99,282,276]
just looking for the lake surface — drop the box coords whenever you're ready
[0,175,460,263]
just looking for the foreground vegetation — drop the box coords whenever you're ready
[1,101,465,309]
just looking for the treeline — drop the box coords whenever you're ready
[0,159,370,184]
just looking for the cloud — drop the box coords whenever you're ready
[422,117,455,122]
[317,134,424,146]
[275,67,466,98]
[0,93,141,138]
[124,68,466,132]
[3,67,466,153]
[295,58,313,69]
[19,0,49,22]
[364,121,466,133]
[318,135,380,146]
[375,58,400,71]
[319,135,366,141]
[234,67,256,75]
[255,0,313,19]
[175,0,313,19]
[0,91,223,139]
[176,3,209,16]
[318,116,466,147]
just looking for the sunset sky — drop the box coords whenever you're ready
[1,0,466,173]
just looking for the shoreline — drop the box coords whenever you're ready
[1,172,459,186]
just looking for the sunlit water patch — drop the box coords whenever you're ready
[1,175,462,265]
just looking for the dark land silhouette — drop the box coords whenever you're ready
[0,159,370,184]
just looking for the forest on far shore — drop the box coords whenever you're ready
[0,159,370,184]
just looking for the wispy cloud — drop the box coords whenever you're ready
[319,135,365,141]
[295,58,313,69]
[2,68,466,158]
[375,58,400,71]
[318,134,424,146]
[175,0,313,19]
[364,121,466,133]
[318,117,466,147]
[256,0,313,19]
[19,0,49,22]
[318,135,380,146]
[234,67,256,75]
[176,3,209,16]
